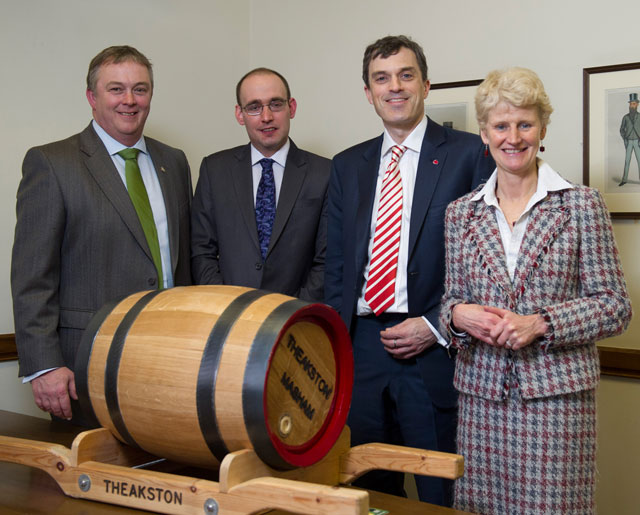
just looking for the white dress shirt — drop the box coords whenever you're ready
[250,139,290,205]
[471,159,573,281]
[356,118,447,347]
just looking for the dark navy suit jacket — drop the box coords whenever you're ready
[325,117,494,407]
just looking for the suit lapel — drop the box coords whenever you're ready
[512,191,570,297]
[467,201,513,298]
[231,144,261,253]
[467,190,571,304]
[408,119,446,258]
[268,140,306,256]
[79,124,151,260]
[146,138,178,270]
[355,137,382,271]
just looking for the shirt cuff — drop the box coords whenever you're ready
[22,367,58,383]
[449,323,469,338]
[422,316,450,348]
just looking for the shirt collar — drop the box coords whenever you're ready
[251,139,290,168]
[471,159,573,209]
[92,119,147,156]
[381,116,427,158]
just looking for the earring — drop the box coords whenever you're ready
[539,142,545,152]
[483,144,489,157]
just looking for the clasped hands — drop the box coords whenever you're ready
[451,304,548,351]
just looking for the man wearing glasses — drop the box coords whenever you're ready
[191,68,330,301]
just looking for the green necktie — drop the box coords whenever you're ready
[117,148,163,289]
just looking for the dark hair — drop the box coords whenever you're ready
[235,68,291,105]
[362,35,428,88]
[87,45,153,92]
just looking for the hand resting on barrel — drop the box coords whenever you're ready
[31,367,77,420]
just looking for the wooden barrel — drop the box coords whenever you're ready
[74,285,353,470]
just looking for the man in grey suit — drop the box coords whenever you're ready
[191,68,330,301]
[11,46,192,424]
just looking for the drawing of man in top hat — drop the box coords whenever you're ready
[619,92,640,186]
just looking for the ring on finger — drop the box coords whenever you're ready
[506,340,512,348]
[393,339,397,349]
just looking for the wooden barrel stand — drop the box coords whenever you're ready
[0,286,468,514]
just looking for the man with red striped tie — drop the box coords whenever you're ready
[325,35,493,507]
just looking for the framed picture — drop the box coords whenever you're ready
[426,79,482,135]
[584,62,640,218]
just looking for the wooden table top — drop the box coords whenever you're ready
[0,410,470,514]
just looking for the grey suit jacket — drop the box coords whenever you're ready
[11,123,192,377]
[191,140,330,302]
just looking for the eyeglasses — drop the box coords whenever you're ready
[242,99,288,116]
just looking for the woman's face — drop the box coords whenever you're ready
[481,102,546,178]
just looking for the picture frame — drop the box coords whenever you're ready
[583,62,640,218]
[426,79,482,135]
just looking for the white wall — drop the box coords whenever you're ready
[1,0,638,511]
[597,376,640,515]
[0,361,44,418]
[249,0,640,182]
[0,0,251,333]
[3,0,639,349]
[0,0,251,409]
[247,0,639,351]
[250,0,640,347]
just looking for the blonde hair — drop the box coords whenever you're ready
[475,67,553,129]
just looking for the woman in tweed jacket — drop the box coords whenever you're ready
[440,68,631,515]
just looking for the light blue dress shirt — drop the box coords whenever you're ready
[92,120,173,289]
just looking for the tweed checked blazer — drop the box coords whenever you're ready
[440,182,631,402]
[11,123,192,377]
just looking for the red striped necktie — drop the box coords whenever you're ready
[364,144,407,315]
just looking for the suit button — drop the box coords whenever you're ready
[255,263,263,270]
[148,277,157,287]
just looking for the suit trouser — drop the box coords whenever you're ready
[622,139,640,181]
[348,314,455,507]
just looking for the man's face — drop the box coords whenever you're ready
[86,60,152,146]
[364,47,429,140]
[630,101,638,112]
[235,72,297,157]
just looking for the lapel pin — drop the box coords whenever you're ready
[432,159,439,165]
[160,166,167,173]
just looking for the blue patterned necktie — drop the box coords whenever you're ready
[255,158,276,260]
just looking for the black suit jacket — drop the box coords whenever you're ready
[325,118,494,406]
[11,123,192,377]
[191,140,330,301]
